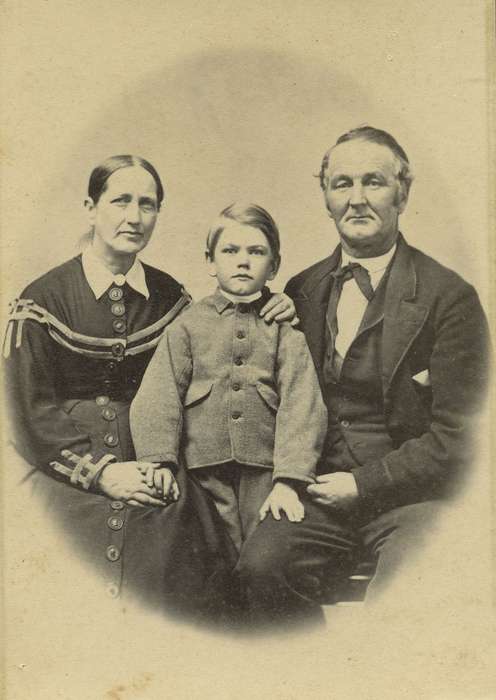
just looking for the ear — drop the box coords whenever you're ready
[396,183,409,215]
[84,197,96,223]
[205,251,217,278]
[266,257,280,281]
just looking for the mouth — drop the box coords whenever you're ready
[346,215,374,222]
[232,274,253,280]
[119,231,143,237]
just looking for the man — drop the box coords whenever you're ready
[237,126,490,627]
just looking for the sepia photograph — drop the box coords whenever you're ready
[1,1,494,698]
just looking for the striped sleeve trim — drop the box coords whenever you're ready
[3,292,191,359]
[50,450,116,490]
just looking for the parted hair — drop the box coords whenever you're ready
[87,155,165,209]
[206,202,281,269]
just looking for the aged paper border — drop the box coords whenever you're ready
[1,1,494,698]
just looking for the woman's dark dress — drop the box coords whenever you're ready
[3,255,237,621]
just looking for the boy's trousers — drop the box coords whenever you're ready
[193,463,273,552]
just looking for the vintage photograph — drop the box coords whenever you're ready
[1,1,494,698]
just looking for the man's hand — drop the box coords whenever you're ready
[307,472,359,509]
[259,482,305,522]
[260,293,299,326]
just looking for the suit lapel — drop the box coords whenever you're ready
[295,246,341,376]
[382,235,429,397]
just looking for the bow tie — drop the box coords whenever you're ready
[332,262,374,301]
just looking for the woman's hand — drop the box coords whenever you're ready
[260,293,299,326]
[98,461,171,507]
[259,482,305,523]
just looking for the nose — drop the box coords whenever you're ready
[349,183,367,207]
[237,251,250,268]
[125,201,141,225]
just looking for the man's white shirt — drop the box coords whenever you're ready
[335,244,397,358]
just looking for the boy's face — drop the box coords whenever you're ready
[208,222,277,296]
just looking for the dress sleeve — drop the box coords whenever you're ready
[130,318,193,467]
[272,324,328,483]
[3,301,116,491]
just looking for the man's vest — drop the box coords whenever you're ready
[321,273,393,472]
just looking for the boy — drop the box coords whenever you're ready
[130,203,327,551]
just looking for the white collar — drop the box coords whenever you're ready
[220,289,263,304]
[81,245,150,300]
[342,243,397,275]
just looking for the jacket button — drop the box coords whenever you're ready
[232,383,241,391]
[102,407,117,421]
[106,583,120,598]
[108,361,118,372]
[234,357,243,366]
[95,395,110,406]
[107,516,124,531]
[110,501,124,510]
[232,411,242,420]
[106,545,120,562]
[236,330,246,339]
[114,274,126,286]
[111,343,125,358]
[108,287,124,302]
[113,319,127,334]
[104,433,119,447]
[340,419,350,428]
[111,302,126,317]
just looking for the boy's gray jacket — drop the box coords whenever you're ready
[130,289,327,482]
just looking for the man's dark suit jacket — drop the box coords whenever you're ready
[285,234,490,512]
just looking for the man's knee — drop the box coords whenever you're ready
[236,526,291,584]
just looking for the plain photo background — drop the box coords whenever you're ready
[1,1,494,698]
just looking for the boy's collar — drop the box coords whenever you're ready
[212,287,271,314]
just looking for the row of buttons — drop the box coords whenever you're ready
[103,287,127,600]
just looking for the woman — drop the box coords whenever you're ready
[3,155,295,623]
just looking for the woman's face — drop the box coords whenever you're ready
[86,166,160,257]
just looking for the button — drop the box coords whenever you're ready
[232,383,241,392]
[107,515,123,531]
[102,407,117,421]
[234,357,243,366]
[95,395,110,406]
[238,305,249,313]
[108,287,124,302]
[108,361,118,372]
[236,331,246,339]
[111,302,126,317]
[113,319,126,334]
[110,500,124,510]
[114,274,126,286]
[232,411,242,420]
[104,433,119,447]
[340,419,350,428]
[106,583,120,598]
[106,545,121,562]
[111,343,125,358]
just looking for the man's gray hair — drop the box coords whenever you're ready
[318,126,414,197]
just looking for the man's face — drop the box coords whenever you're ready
[322,139,408,257]
[86,166,159,257]
[208,222,277,296]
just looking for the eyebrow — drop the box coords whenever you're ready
[220,242,269,250]
[110,193,158,204]
[330,171,388,183]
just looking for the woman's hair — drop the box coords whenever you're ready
[206,202,281,269]
[87,154,165,208]
[318,125,413,197]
